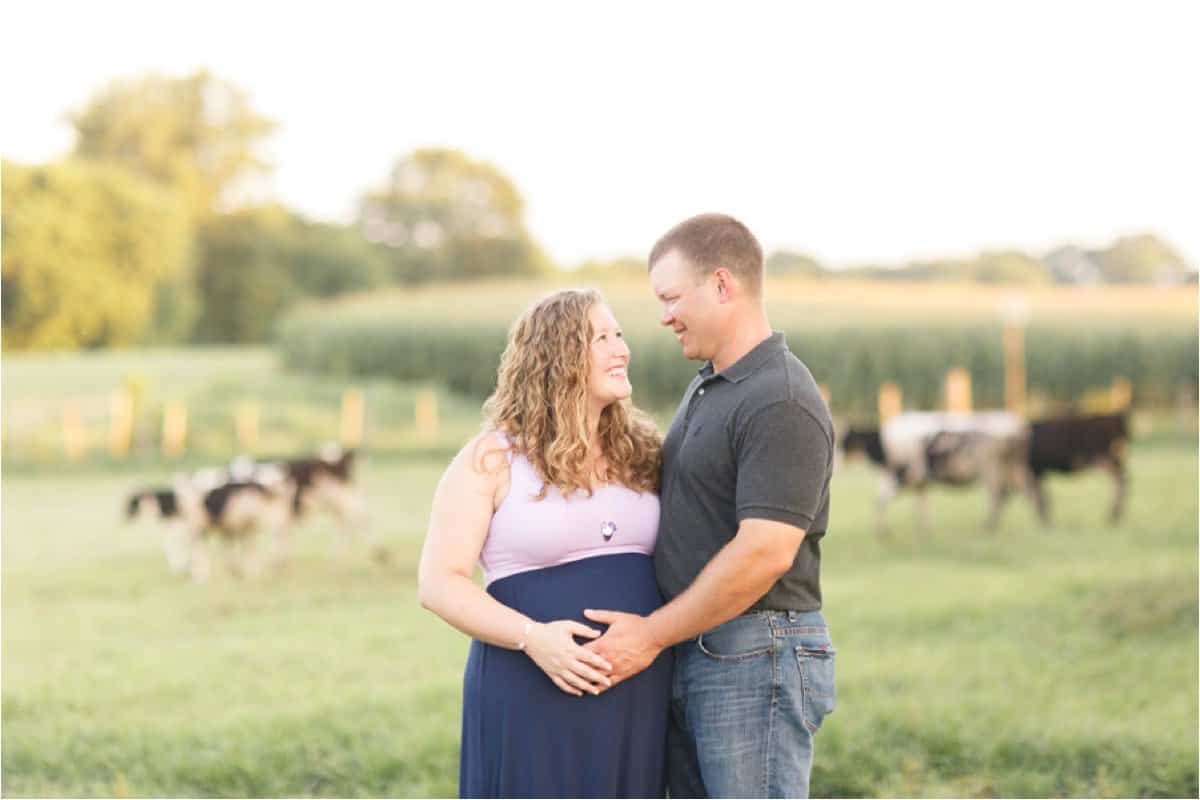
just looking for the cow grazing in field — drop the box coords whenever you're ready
[837,427,887,470]
[128,445,380,580]
[125,487,192,575]
[126,489,180,521]
[839,412,1036,535]
[1026,412,1129,524]
[127,471,294,581]
[283,445,364,528]
[230,445,384,562]
[167,465,298,582]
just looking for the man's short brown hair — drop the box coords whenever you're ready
[648,213,764,293]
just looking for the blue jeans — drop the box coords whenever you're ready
[667,610,836,798]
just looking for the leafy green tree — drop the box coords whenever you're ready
[191,206,296,343]
[70,70,275,221]
[766,250,827,278]
[281,217,392,298]
[148,260,202,344]
[972,250,1050,284]
[1094,234,1192,284]
[191,206,391,343]
[841,252,1048,284]
[1,159,192,350]
[573,257,647,279]
[358,148,550,282]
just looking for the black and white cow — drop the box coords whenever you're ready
[170,464,297,581]
[229,444,383,561]
[839,412,1036,535]
[128,464,296,581]
[126,487,192,575]
[1026,412,1129,524]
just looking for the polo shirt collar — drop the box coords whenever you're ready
[698,331,786,384]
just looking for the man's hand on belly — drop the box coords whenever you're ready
[582,609,665,688]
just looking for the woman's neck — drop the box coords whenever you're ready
[586,403,605,448]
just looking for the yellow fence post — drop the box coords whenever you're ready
[341,388,365,448]
[236,403,259,452]
[878,382,902,422]
[999,292,1031,416]
[64,403,87,462]
[415,389,439,439]
[163,402,188,457]
[1004,324,1027,415]
[109,388,133,458]
[1111,377,1132,412]
[945,368,973,413]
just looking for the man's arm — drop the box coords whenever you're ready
[585,518,805,682]
[586,398,831,684]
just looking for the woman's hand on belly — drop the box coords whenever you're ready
[583,609,666,687]
[525,620,615,696]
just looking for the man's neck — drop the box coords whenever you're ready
[711,316,773,374]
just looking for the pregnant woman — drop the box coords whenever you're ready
[418,288,671,798]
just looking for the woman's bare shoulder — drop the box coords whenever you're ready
[458,430,513,477]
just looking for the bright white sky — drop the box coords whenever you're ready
[3,1,1197,268]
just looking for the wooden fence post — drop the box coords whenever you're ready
[945,368,973,413]
[162,402,188,457]
[109,388,133,458]
[878,382,902,422]
[415,389,439,438]
[1004,324,1027,415]
[341,388,365,448]
[236,403,259,452]
[1111,377,1132,412]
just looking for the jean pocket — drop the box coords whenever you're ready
[696,616,774,661]
[795,643,836,733]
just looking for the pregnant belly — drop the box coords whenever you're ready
[486,552,663,624]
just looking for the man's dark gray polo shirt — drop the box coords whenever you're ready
[654,332,834,611]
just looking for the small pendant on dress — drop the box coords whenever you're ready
[601,521,617,541]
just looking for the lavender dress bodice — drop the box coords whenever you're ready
[479,434,660,586]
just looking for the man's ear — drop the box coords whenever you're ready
[713,268,736,303]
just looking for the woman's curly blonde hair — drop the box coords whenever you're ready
[480,288,661,498]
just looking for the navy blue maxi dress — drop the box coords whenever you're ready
[460,553,672,798]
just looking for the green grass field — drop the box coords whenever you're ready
[3,441,1196,797]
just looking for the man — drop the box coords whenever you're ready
[585,213,835,798]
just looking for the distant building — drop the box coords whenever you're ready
[1044,246,1102,285]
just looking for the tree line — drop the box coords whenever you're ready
[577,238,1195,286]
[2,70,1193,352]
[2,71,547,350]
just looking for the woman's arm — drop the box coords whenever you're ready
[417,432,613,695]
